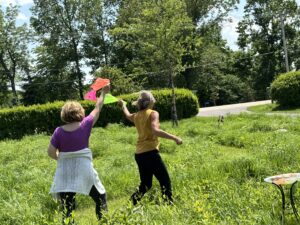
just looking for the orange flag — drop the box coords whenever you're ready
[91,78,110,91]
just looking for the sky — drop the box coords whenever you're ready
[1,0,246,51]
[221,0,246,51]
[221,0,300,50]
[1,0,300,52]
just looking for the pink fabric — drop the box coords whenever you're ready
[84,90,97,101]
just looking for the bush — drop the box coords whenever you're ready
[271,70,300,107]
[0,89,199,140]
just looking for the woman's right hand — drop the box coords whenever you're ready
[91,84,111,126]
[102,84,110,94]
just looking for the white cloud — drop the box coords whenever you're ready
[17,12,28,21]
[221,16,240,51]
[0,0,33,6]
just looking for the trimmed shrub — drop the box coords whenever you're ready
[118,89,199,122]
[271,71,300,107]
[0,89,199,140]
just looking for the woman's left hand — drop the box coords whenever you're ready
[174,137,183,145]
[102,84,110,94]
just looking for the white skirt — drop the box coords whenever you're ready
[50,148,105,199]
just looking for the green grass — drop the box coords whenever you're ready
[1,114,300,224]
[248,103,300,113]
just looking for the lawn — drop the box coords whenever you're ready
[248,103,300,114]
[1,114,300,224]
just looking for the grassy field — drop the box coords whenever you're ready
[1,114,300,224]
[248,103,300,114]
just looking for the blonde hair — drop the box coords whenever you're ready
[133,90,156,111]
[61,101,85,123]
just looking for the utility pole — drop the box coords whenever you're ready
[280,14,289,72]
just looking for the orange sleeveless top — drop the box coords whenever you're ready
[133,109,159,154]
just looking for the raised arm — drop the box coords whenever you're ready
[119,100,134,122]
[150,111,182,145]
[90,84,110,126]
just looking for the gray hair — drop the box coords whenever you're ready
[133,90,156,110]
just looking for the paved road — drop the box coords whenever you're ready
[197,100,272,117]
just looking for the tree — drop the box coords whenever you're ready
[237,0,300,99]
[21,44,79,105]
[0,5,31,105]
[31,0,105,100]
[0,69,9,107]
[185,0,239,25]
[83,0,117,71]
[94,66,139,96]
[111,0,201,125]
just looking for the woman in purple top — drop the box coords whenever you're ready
[48,84,110,224]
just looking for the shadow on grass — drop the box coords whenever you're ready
[272,105,300,112]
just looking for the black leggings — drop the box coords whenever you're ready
[60,185,107,223]
[131,150,172,205]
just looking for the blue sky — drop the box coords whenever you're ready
[221,0,246,50]
[221,0,300,50]
[1,0,300,51]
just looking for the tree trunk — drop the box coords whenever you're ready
[101,31,109,66]
[9,75,18,105]
[170,71,178,126]
[75,58,84,100]
[0,53,18,105]
[72,40,84,100]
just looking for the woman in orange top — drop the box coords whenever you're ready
[119,91,182,205]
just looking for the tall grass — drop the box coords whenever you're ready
[1,114,300,224]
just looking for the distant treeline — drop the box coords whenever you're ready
[1,0,300,107]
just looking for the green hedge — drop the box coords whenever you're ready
[0,89,199,140]
[271,71,300,107]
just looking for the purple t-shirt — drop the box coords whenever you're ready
[50,115,94,152]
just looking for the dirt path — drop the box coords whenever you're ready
[197,100,271,117]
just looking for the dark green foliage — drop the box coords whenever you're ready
[21,76,79,106]
[0,5,31,105]
[218,75,254,105]
[236,0,300,100]
[0,89,199,140]
[271,70,300,107]
[94,67,139,96]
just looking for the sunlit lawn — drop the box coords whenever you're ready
[1,114,300,224]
